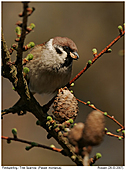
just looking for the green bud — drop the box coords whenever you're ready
[25,146,31,151]
[68,119,74,124]
[31,142,38,146]
[12,87,15,91]
[118,136,122,140]
[15,27,21,35]
[88,60,92,65]
[28,42,35,48]
[12,128,17,136]
[92,48,97,54]
[50,144,55,148]
[29,23,35,29]
[118,137,122,140]
[118,25,123,30]
[122,130,125,134]
[116,129,120,133]
[71,155,76,161]
[23,67,29,74]
[90,104,94,107]
[36,120,40,125]
[96,153,102,159]
[87,101,91,105]
[104,128,108,131]
[107,49,112,53]
[104,112,108,116]
[70,90,73,93]
[70,83,74,87]
[26,54,34,61]
[47,116,52,121]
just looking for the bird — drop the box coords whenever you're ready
[25,37,79,96]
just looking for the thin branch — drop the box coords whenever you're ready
[76,98,124,129]
[1,136,62,153]
[105,131,124,139]
[16,2,30,99]
[90,153,102,166]
[67,30,125,86]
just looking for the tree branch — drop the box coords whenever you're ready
[2,135,62,153]
[67,29,125,87]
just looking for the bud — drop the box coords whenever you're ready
[27,42,35,48]
[68,119,74,124]
[36,120,40,125]
[87,101,91,105]
[96,153,102,159]
[106,49,112,53]
[50,144,55,148]
[31,142,38,146]
[28,23,35,30]
[70,83,74,87]
[12,128,17,138]
[25,146,31,151]
[23,67,30,74]
[26,54,34,61]
[104,112,107,116]
[118,25,123,34]
[15,27,21,37]
[92,48,97,55]
[122,130,125,134]
[88,60,92,65]
[47,116,52,121]
[118,137,122,140]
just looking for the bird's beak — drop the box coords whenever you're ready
[70,51,79,60]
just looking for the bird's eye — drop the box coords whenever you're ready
[63,46,69,51]
[55,47,62,54]
[63,46,72,53]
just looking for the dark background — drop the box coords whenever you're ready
[2,2,124,166]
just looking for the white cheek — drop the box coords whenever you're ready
[47,39,67,64]
[47,39,54,51]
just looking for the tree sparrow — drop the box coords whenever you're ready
[25,37,79,95]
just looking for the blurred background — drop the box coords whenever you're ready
[2,1,124,166]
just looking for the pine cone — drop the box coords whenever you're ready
[52,87,79,123]
[82,110,105,146]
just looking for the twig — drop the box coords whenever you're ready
[76,98,124,130]
[1,136,62,153]
[67,29,125,86]
[90,153,102,166]
[106,132,124,139]
[1,98,27,117]
[16,2,30,99]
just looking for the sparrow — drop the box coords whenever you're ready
[25,37,79,95]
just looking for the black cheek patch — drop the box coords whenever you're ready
[55,47,63,54]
